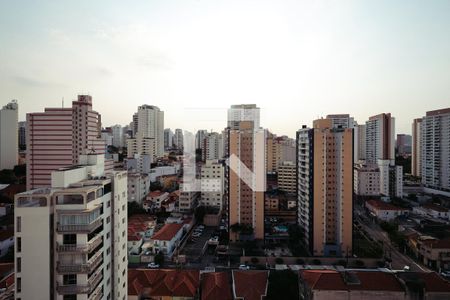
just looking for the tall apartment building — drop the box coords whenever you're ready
[421,108,450,192]
[227,104,265,241]
[195,129,208,150]
[411,118,422,177]
[356,124,366,162]
[365,113,395,165]
[0,100,18,170]
[200,160,224,209]
[202,132,223,161]
[354,164,380,197]
[297,119,353,257]
[326,114,363,164]
[18,121,26,151]
[127,105,164,159]
[278,161,296,195]
[14,154,128,300]
[26,95,105,190]
[127,135,156,159]
[378,160,403,198]
[173,129,183,150]
[111,125,124,148]
[179,181,200,213]
[266,133,296,173]
[164,128,173,150]
[396,134,412,156]
[127,172,150,204]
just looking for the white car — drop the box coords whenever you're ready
[403,265,410,271]
[147,263,160,269]
[239,264,250,270]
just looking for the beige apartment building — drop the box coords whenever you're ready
[228,104,265,241]
[297,119,353,257]
[266,133,296,174]
[411,118,422,177]
[278,161,296,195]
[14,154,128,300]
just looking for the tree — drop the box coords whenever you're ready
[355,260,365,268]
[312,259,321,265]
[296,258,305,265]
[194,206,207,223]
[266,270,299,300]
[127,201,146,217]
[275,258,284,264]
[154,251,164,266]
[150,181,163,192]
[0,169,16,184]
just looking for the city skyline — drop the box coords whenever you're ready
[1,0,450,136]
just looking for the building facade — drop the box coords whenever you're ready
[278,161,296,195]
[421,108,450,192]
[14,154,128,300]
[227,104,265,241]
[202,132,223,162]
[0,100,18,170]
[26,95,105,190]
[411,118,422,177]
[365,113,395,165]
[200,160,224,209]
[297,119,353,257]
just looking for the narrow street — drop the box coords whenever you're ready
[355,204,431,272]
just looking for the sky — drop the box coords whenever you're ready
[1,0,449,137]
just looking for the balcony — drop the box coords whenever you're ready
[57,218,103,233]
[57,251,103,274]
[56,234,103,253]
[57,269,103,295]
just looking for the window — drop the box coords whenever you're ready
[63,295,77,300]
[16,216,21,232]
[17,278,21,292]
[63,234,77,245]
[17,237,21,252]
[17,257,21,272]
[63,274,77,285]
[107,216,111,224]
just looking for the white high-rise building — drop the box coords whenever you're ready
[378,159,403,198]
[14,154,128,300]
[365,113,395,165]
[202,132,223,161]
[421,108,450,192]
[227,104,260,129]
[200,160,224,209]
[111,125,124,148]
[128,105,164,158]
[174,129,183,150]
[0,100,18,170]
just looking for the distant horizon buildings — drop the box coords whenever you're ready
[127,105,164,159]
[0,100,18,170]
[396,134,412,156]
[26,95,106,190]
[297,119,353,257]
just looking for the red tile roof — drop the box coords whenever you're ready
[422,238,450,249]
[202,272,232,300]
[151,223,183,241]
[128,269,200,297]
[301,270,404,292]
[0,263,14,289]
[233,270,268,300]
[366,200,405,211]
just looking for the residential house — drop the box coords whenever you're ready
[150,223,184,258]
[201,272,232,300]
[365,199,409,222]
[232,270,269,300]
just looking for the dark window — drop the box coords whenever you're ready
[63,295,77,300]
[63,274,77,285]
[17,237,21,252]
[63,234,77,245]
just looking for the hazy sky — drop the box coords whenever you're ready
[1,0,449,137]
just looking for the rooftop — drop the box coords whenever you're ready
[366,199,406,211]
[423,203,449,213]
[128,269,199,297]
[232,270,268,300]
[151,223,184,241]
[201,272,232,300]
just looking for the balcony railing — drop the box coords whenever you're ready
[57,269,103,295]
[56,234,103,253]
[57,218,102,233]
[57,251,103,274]
[89,283,103,300]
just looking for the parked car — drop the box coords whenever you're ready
[239,264,250,270]
[147,263,160,269]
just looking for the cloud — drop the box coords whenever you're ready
[11,76,66,88]
[138,54,174,70]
